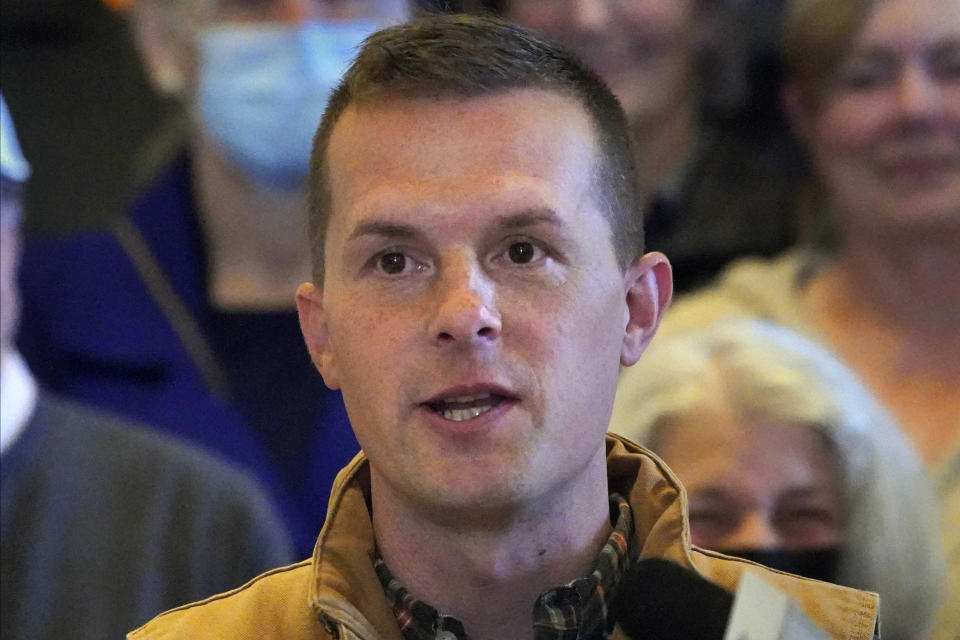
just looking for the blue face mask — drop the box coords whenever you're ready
[197,21,375,190]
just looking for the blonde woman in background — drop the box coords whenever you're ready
[611,0,959,635]
[611,319,944,639]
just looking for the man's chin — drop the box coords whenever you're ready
[415,492,531,530]
[403,470,534,527]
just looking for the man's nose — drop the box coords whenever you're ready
[570,0,612,31]
[429,257,502,347]
[723,511,782,550]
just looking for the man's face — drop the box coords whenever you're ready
[506,0,701,129]
[299,89,666,516]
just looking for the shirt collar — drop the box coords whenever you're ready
[375,493,636,640]
[0,349,37,455]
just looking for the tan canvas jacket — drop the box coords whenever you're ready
[129,435,879,640]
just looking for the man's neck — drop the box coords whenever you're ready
[371,449,613,640]
[192,138,313,311]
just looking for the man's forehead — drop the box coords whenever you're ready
[327,88,599,169]
[323,88,602,216]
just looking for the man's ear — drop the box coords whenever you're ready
[296,282,341,390]
[621,252,672,366]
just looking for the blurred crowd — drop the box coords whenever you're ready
[1,0,956,638]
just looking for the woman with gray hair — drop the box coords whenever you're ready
[611,319,944,639]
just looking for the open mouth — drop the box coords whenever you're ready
[426,393,507,422]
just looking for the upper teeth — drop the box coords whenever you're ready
[432,393,500,422]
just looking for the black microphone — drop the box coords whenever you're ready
[611,558,734,639]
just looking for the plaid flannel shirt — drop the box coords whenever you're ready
[375,494,636,640]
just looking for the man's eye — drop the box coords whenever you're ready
[507,241,537,264]
[378,252,407,274]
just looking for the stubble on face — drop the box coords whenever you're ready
[311,89,631,523]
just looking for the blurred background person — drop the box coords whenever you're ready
[0,0,176,235]
[1,93,294,640]
[497,0,809,292]
[610,0,959,634]
[13,0,410,557]
[611,319,945,640]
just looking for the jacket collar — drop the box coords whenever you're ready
[306,435,878,640]
[305,435,695,638]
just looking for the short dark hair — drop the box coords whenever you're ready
[307,13,642,285]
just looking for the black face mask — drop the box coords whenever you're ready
[717,547,843,584]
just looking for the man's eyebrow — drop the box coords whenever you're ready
[498,208,565,230]
[346,209,564,242]
[347,220,420,242]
